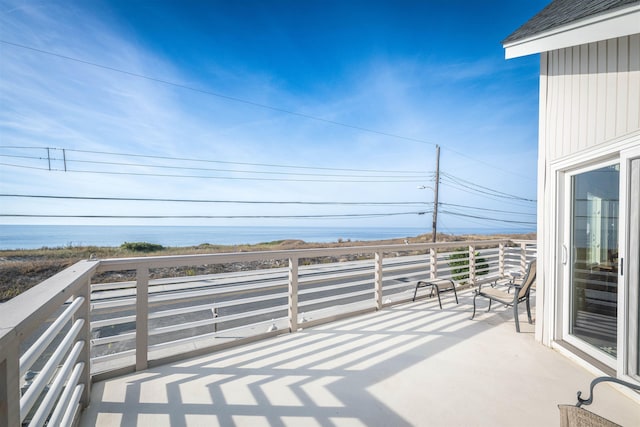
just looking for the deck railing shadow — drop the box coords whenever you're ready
[80,291,532,426]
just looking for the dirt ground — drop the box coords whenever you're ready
[0,232,535,302]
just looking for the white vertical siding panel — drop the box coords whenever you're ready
[537,52,548,343]
[616,36,629,135]
[605,38,618,141]
[596,40,608,144]
[558,48,568,159]
[587,42,599,148]
[571,46,581,152]
[578,44,589,151]
[549,50,560,161]
[628,34,640,131]
[563,48,573,158]
[545,36,639,162]
[553,50,565,158]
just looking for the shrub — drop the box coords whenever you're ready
[449,251,489,282]
[120,242,164,252]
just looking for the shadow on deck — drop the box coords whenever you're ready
[80,289,639,427]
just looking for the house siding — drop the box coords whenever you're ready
[536,34,640,347]
[543,34,640,161]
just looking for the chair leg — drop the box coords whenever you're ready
[526,296,532,324]
[487,299,492,312]
[451,280,459,304]
[434,285,442,309]
[413,283,419,301]
[514,302,521,333]
[471,293,478,319]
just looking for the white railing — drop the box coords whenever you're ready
[0,239,535,426]
[0,260,97,427]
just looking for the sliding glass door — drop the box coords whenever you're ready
[567,163,620,359]
[561,148,640,380]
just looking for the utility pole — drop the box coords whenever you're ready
[432,145,440,243]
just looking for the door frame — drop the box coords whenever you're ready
[547,130,640,376]
[560,158,619,369]
[619,145,640,381]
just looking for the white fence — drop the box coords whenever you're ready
[0,239,535,426]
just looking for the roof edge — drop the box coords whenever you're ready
[504,4,640,59]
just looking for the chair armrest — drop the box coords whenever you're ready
[577,377,640,407]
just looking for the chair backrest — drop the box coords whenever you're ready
[517,259,537,299]
[558,405,620,427]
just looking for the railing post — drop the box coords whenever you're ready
[499,243,505,277]
[136,267,149,371]
[288,257,299,332]
[430,248,437,280]
[77,278,92,407]
[374,251,383,310]
[469,245,476,284]
[0,338,20,427]
[520,242,527,275]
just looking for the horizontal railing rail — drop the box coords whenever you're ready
[0,260,98,427]
[0,239,535,426]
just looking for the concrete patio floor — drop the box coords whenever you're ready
[80,290,639,427]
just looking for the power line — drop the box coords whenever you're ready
[0,162,50,172]
[438,147,536,182]
[0,194,429,206]
[440,171,536,202]
[441,171,535,202]
[66,159,427,179]
[438,214,529,232]
[0,211,430,220]
[64,148,427,174]
[0,153,428,179]
[439,210,536,225]
[0,161,427,183]
[438,182,529,207]
[0,146,428,175]
[438,202,535,216]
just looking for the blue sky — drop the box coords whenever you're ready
[0,0,548,232]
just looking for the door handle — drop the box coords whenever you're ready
[561,245,568,265]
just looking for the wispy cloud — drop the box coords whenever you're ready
[0,0,537,228]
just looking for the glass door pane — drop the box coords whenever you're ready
[570,164,619,357]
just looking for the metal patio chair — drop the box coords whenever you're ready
[471,259,536,332]
[412,278,458,309]
[558,376,640,427]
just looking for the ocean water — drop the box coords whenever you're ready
[0,225,425,250]
[0,225,533,250]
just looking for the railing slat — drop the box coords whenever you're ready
[136,268,149,371]
[299,288,375,308]
[20,318,84,421]
[91,349,136,365]
[60,383,84,427]
[375,251,383,310]
[29,341,84,427]
[288,257,299,332]
[78,276,92,407]
[48,361,85,427]
[19,296,84,377]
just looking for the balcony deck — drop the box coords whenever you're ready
[80,289,639,427]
